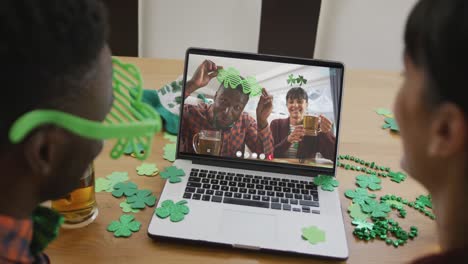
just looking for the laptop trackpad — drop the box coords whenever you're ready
[219,209,277,247]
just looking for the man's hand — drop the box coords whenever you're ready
[288,125,305,143]
[319,115,333,133]
[185,60,222,98]
[256,88,273,129]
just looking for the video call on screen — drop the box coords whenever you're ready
[180,54,342,170]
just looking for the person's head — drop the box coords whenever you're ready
[395,0,468,192]
[212,82,250,129]
[286,87,309,123]
[0,0,111,202]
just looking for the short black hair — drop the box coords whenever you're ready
[405,0,468,115]
[286,87,308,103]
[0,0,108,148]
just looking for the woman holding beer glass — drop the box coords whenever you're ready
[270,87,336,161]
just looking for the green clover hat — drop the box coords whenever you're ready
[9,58,162,160]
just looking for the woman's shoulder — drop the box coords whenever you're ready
[271,117,289,126]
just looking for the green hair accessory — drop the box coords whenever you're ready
[217,67,262,97]
[9,58,162,160]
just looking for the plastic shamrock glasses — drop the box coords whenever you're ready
[216,67,262,97]
[9,58,162,160]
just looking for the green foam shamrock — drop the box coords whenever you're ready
[107,214,141,238]
[136,163,159,176]
[352,219,374,230]
[348,203,370,221]
[155,200,190,222]
[160,166,186,183]
[344,188,376,205]
[96,178,113,192]
[126,190,157,209]
[163,143,176,162]
[382,117,400,132]
[119,202,140,213]
[301,226,326,245]
[415,195,432,209]
[356,174,382,191]
[313,175,339,191]
[388,171,407,183]
[163,132,177,143]
[375,108,393,117]
[107,171,129,183]
[112,182,138,198]
[360,200,391,218]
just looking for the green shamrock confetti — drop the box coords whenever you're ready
[164,132,177,143]
[136,163,159,176]
[96,178,113,192]
[360,200,391,218]
[313,175,339,191]
[163,143,176,162]
[344,188,376,205]
[126,190,157,209]
[388,171,407,183]
[352,219,374,230]
[160,166,186,183]
[112,182,138,198]
[155,200,190,222]
[375,108,393,117]
[301,226,326,245]
[348,203,370,221]
[415,195,432,209]
[356,174,382,191]
[119,202,140,213]
[384,199,405,208]
[107,214,141,238]
[382,117,400,132]
[106,171,129,183]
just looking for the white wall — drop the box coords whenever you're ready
[139,0,262,59]
[139,0,418,71]
[315,0,418,71]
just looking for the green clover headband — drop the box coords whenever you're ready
[217,67,262,97]
[9,58,162,160]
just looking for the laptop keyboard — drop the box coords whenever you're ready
[183,168,320,214]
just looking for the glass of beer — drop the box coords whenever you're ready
[193,130,222,156]
[51,164,98,229]
[303,113,321,136]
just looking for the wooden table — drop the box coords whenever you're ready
[46,57,439,263]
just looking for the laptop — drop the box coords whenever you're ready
[148,48,348,259]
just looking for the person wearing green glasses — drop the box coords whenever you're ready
[0,0,111,262]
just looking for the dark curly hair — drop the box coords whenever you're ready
[405,0,468,115]
[0,0,109,147]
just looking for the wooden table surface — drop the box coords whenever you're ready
[46,57,439,264]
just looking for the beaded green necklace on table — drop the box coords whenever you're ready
[337,154,434,248]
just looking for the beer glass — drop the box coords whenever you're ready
[303,113,321,136]
[193,130,222,156]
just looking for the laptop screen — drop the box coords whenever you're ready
[178,49,343,173]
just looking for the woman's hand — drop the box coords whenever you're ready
[287,125,305,143]
[319,115,333,133]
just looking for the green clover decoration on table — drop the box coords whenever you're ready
[107,215,141,238]
[112,182,138,198]
[155,200,190,222]
[415,195,432,209]
[313,175,339,191]
[388,171,407,183]
[348,203,370,221]
[96,171,129,193]
[119,202,140,213]
[375,108,393,117]
[126,190,157,209]
[160,166,186,183]
[356,174,382,191]
[360,200,391,218]
[382,117,400,132]
[163,132,177,143]
[217,67,262,97]
[301,226,326,245]
[352,219,374,230]
[164,143,176,162]
[136,163,159,176]
[344,188,376,205]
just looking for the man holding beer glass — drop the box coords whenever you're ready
[180,60,274,158]
[270,87,336,161]
[0,0,111,262]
